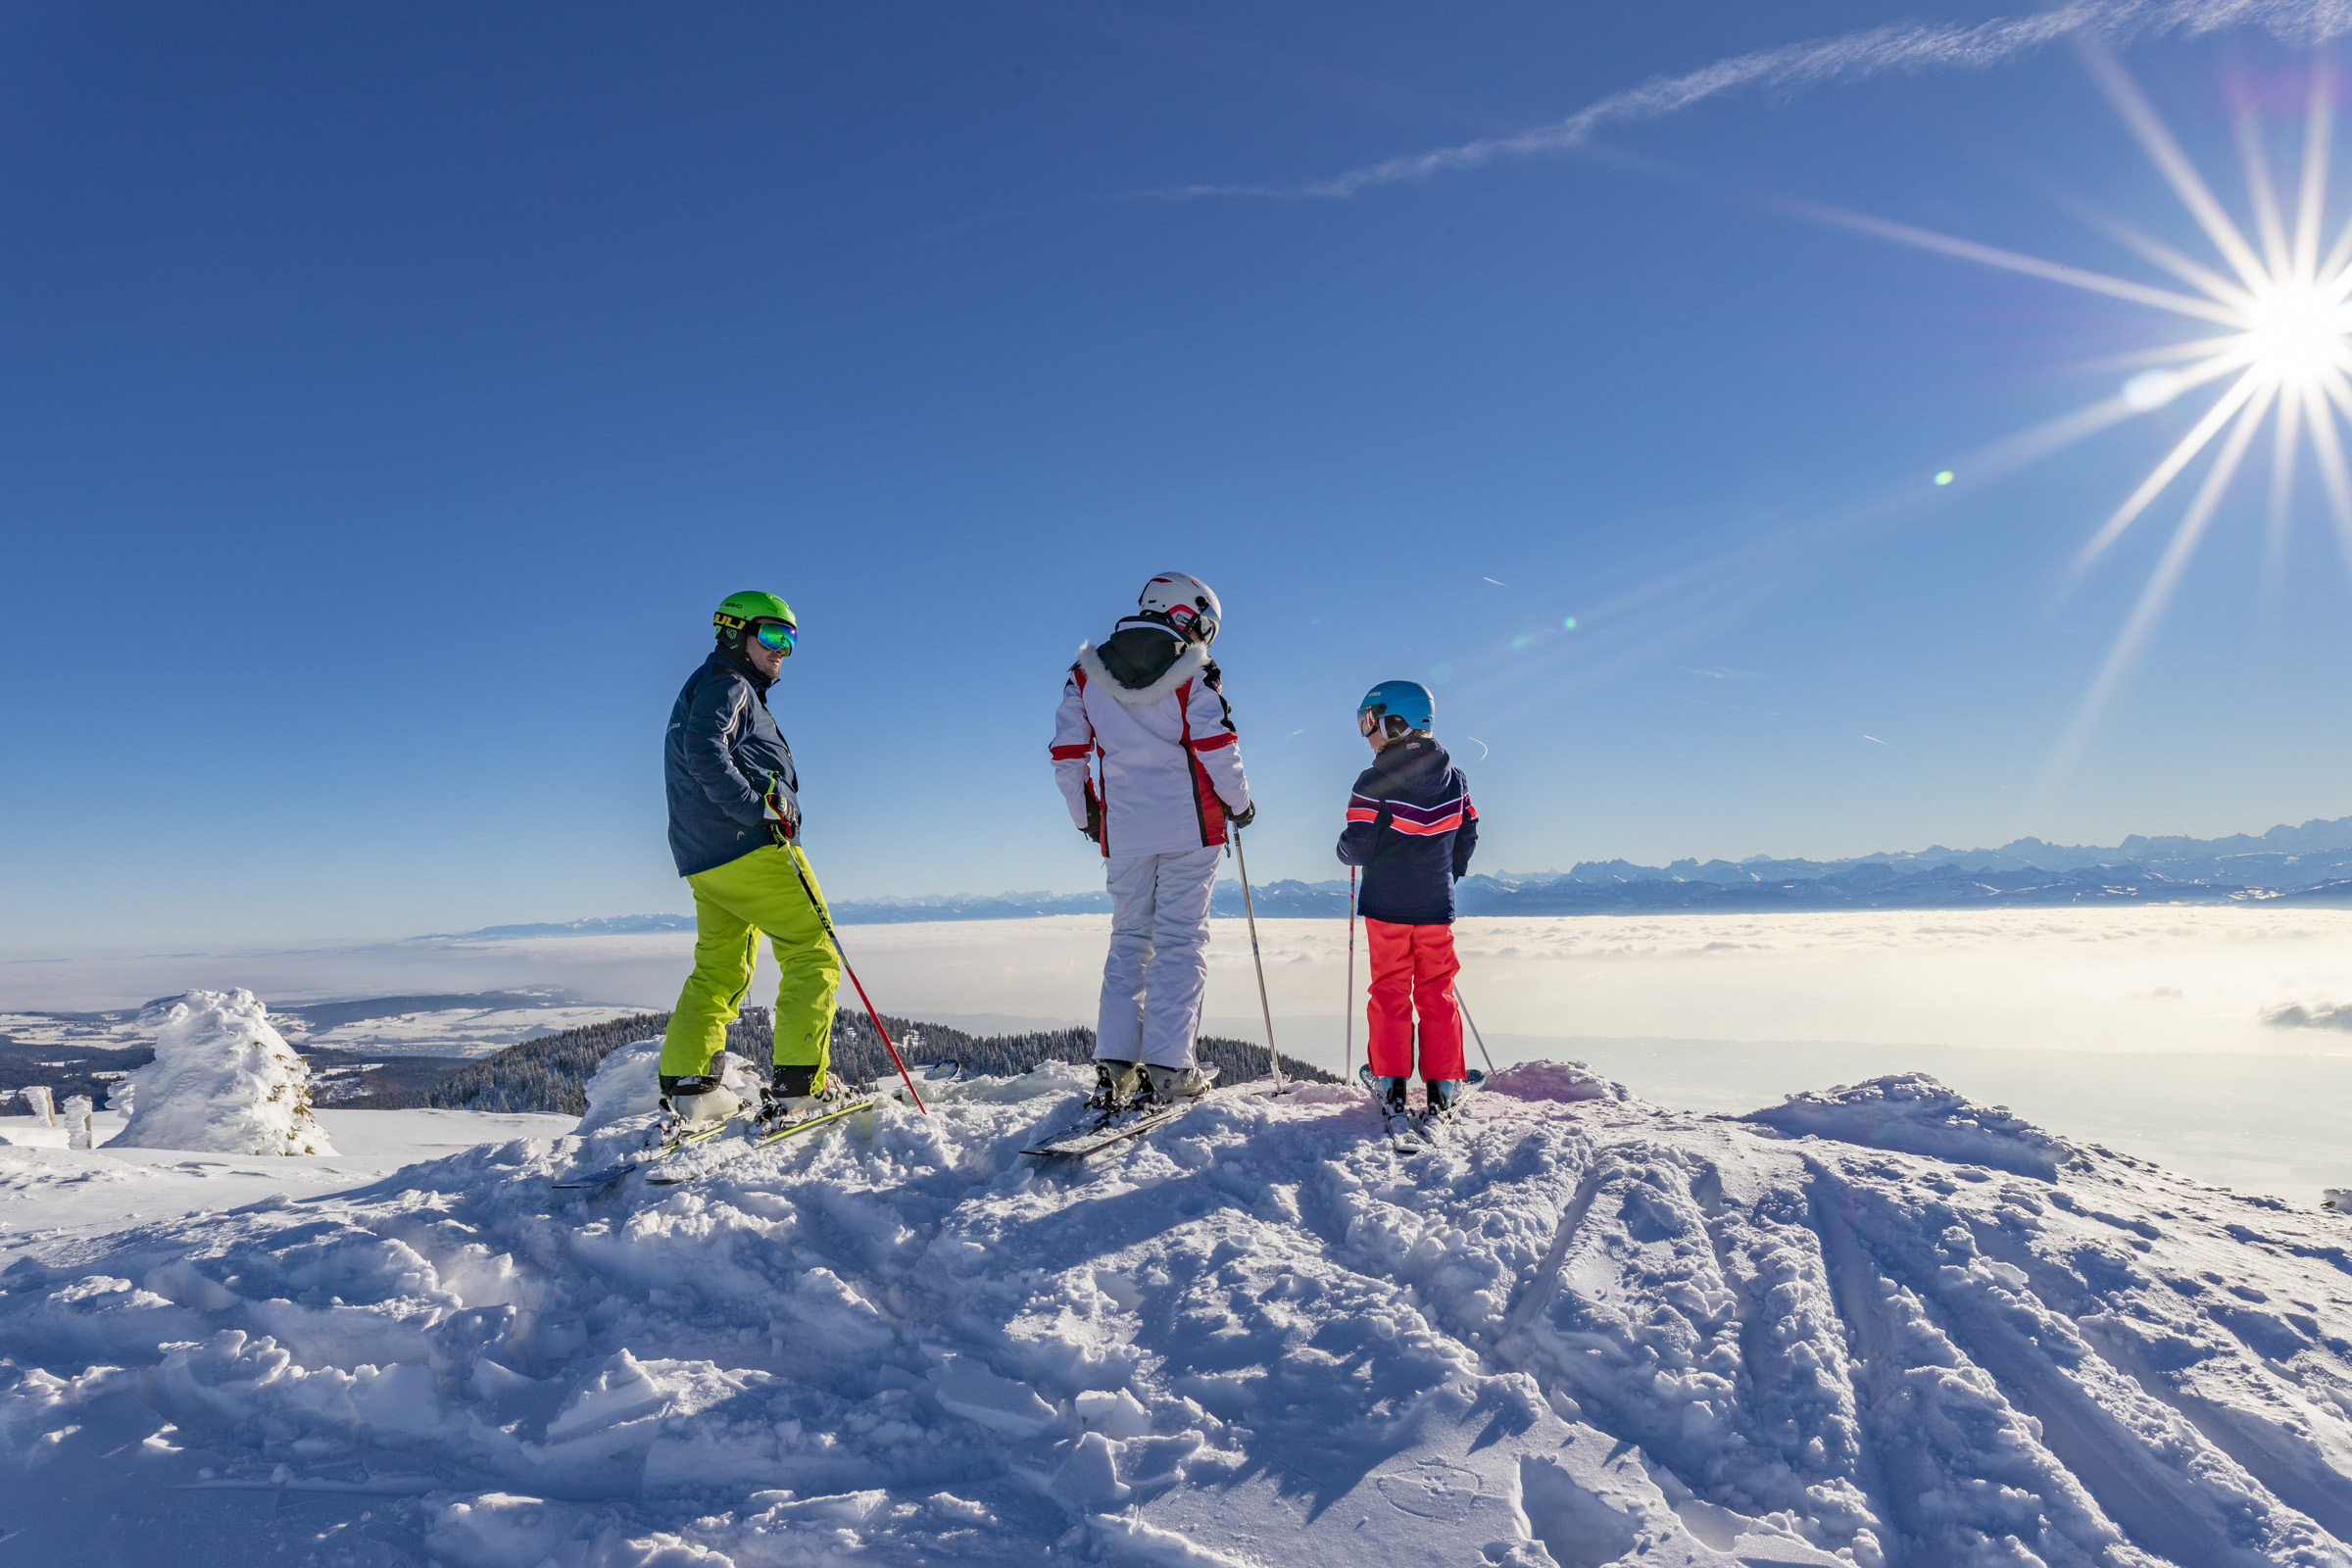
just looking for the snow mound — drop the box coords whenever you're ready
[573,1043,758,1137]
[1485,1057,1632,1103]
[1742,1070,2074,1178]
[7,1063,2352,1564]
[106,988,333,1155]
[573,1038,663,1136]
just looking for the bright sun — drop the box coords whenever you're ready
[1807,45,2352,770]
[2240,280,2349,384]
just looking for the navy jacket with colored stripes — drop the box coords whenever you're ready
[1336,737,1479,925]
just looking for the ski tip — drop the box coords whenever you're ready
[553,1167,633,1189]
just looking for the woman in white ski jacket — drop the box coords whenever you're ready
[1050,573,1252,1109]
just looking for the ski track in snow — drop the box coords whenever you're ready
[4,1062,2352,1565]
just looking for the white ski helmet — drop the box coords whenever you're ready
[1137,571,1222,644]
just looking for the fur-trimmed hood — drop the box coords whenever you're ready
[1074,636,1210,708]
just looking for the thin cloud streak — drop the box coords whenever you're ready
[1131,1,2352,202]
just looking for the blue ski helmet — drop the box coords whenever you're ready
[1357,679,1435,733]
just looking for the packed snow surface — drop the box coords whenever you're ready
[106,988,334,1156]
[6,1060,2352,1566]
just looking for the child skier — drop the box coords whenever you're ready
[1337,680,1479,1132]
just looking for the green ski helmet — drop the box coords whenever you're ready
[713,590,797,655]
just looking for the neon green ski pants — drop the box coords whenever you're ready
[659,843,843,1087]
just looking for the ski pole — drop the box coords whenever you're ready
[1230,827,1285,1090]
[785,846,928,1115]
[1344,865,1357,1084]
[1455,984,1498,1078]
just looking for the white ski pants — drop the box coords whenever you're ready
[1096,846,1221,1069]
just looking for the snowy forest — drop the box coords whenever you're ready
[423,1007,1337,1115]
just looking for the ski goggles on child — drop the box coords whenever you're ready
[753,619,798,655]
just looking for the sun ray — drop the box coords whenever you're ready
[2081,43,2273,294]
[2237,109,2294,283]
[2070,336,2248,375]
[2310,371,2352,576]
[2060,336,2245,374]
[2294,65,2331,285]
[1794,200,2243,325]
[2076,207,2255,308]
[2076,366,2264,568]
[1948,392,2152,485]
[2267,372,2301,573]
[2055,378,2277,784]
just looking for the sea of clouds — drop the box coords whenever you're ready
[8,906,2352,1196]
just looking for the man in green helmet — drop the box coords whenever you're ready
[657,591,844,1123]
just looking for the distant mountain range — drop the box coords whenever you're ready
[426,915,696,938]
[426,813,2352,930]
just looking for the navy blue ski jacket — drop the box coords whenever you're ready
[1336,737,1479,925]
[665,647,800,877]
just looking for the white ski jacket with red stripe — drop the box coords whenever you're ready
[1051,621,1251,858]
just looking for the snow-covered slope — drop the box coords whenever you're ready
[4,1063,2352,1566]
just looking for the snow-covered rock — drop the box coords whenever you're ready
[1486,1057,1632,1103]
[5,1058,2352,1565]
[1741,1069,2074,1177]
[106,989,334,1155]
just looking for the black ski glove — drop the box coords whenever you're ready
[1226,802,1255,830]
[763,776,802,841]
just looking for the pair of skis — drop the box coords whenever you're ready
[1360,1064,1485,1154]
[555,1060,963,1191]
[1022,1074,1291,1159]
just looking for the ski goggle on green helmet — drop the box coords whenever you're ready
[713,590,797,656]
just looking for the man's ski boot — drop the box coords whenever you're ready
[761,1063,852,1127]
[659,1074,747,1135]
[1085,1059,1144,1123]
[1145,1063,1217,1105]
[1426,1079,1468,1122]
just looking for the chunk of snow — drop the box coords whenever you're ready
[1051,1429,1131,1509]
[570,1038,662,1136]
[1741,1070,2070,1177]
[108,989,334,1155]
[1074,1388,1152,1440]
[426,1494,583,1568]
[571,1041,759,1136]
[935,1355,1056,1437]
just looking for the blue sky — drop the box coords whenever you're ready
[10,1,2352,949]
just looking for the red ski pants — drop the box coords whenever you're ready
[1364,917,1465,1082]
